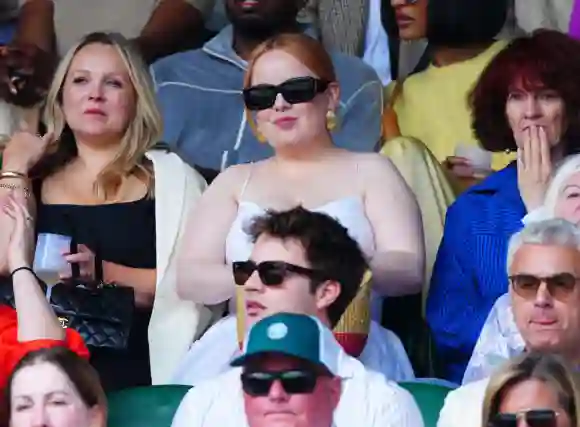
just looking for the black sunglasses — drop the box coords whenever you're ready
[241,370,319,396]
[243,76,330,111]
[232,260,329,287]
[509,273,579,301]
[489,409,559,427]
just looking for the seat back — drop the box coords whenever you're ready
[107,385,191,427]
[398,381,456,427]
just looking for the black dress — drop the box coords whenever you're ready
[35,195,157,392]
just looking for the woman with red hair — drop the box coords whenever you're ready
[171,32,421,385]
[427,29,580,384]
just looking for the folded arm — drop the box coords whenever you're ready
[363,155,425,296]
[14,0,55,55]
[137,0,212,63]
[175,165,243,305]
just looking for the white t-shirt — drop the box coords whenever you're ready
[171,316,414,386]
[171,338,424,427]
[437,378,489,427]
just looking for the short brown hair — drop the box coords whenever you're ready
[247,206,367,327]
[3,347,106,425]
[470,30,580,153]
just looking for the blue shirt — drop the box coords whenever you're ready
[150,26,383,171]
[426,163,526,383]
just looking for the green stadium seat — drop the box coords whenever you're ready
[107,385,191,427]
[398,381,456,427]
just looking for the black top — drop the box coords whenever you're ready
[36,193,157,392]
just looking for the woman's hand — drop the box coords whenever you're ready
[60,244,96,281]
[517,126,552,212]
[2,129,53,173]
[444,156,477,178]
[2,193,35,272]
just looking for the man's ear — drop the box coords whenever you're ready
[314,280,341,311]
[327,376,342,409]
[89,405,106,427]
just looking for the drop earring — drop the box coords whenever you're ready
[326,110,337,131]
[256,131,266,143]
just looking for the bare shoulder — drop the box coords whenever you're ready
[209,163,254,193]
[350,152,398,178]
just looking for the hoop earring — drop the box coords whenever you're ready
[326,110,337,131]
[256,131,266,143]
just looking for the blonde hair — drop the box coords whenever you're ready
[39,32,162,200]
[482,352,580,427]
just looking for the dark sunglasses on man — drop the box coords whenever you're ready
[488,409,559,427]
[232,260,330,287]
[509,273,580,301]
[241,369,326,397]
[243,76,330,111]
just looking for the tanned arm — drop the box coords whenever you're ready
[13,0,55,56]
[136,0,210,64]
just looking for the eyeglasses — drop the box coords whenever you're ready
[241,370,319,396]
[243,76,330,111]
[509,273,580,300]
[488,409,559,427]
[232,260,329,287]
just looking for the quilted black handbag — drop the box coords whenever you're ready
[48,235,135,350]
[0,235,135,350]
[48,280,134,349]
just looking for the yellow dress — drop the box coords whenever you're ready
[387,40,515,171]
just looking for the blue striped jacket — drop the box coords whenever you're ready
[426,162,526,383]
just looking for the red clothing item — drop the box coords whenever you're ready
[0,305,89,389]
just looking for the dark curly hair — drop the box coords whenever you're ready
[383,0,508,47]
[246,206,367,327]
[470,29,580,153]
[427,0,508,47]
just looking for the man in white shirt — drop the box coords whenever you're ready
[438,219,580,427]
[233,313,342,427]
[170,208,424,427]
[172,312,424,427]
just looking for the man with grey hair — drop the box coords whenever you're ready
[437,218,580,427]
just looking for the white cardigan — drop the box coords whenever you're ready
[146,149,220,384]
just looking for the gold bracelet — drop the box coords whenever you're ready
[0,182,30,198]
[0,171,28,180]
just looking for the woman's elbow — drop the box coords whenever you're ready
[175,264,208,303]
[176,267,195,301]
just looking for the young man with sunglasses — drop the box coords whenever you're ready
[171,207,414,385]
[170,208,423,427]
[235,313,342,427]
[150,0,382,176]
[438,219,580,427]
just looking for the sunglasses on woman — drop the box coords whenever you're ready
[488,409,559,427]
[232,260,329,287]
[241,369,320,396]
[243,76,330,111]
[509,273,580,300]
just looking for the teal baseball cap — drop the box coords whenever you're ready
[231,313,341,376]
